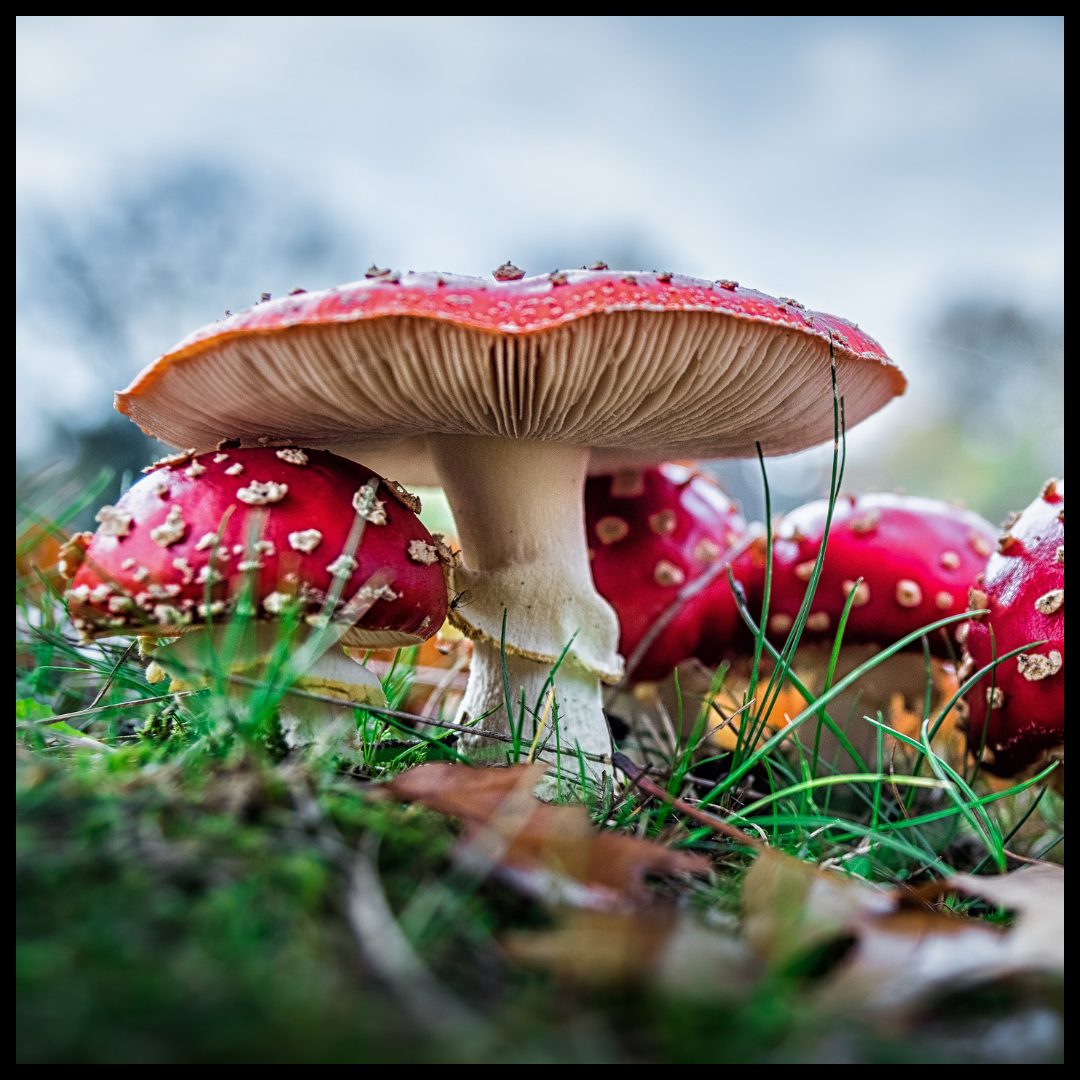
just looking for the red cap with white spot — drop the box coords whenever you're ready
[62,447,448,646]
[962,479,1064,775]
[766,493,996,651]
[115,269,905,465]
[586,464,761,682]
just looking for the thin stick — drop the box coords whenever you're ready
[26,689,201,724]
[226,674,614,763]
[85,640,138,714]
[347,836,478,1031]
[17,722,116,753]
[32,669,756,799]
[613,751,764,850]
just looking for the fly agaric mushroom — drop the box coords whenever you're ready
[748,493,997,767]
[586,464,761,682]
[62,447,448,743]
[115,268,905,772]
[961,479,1064,776]
[767,493,997,648]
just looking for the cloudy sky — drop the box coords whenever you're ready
[16,17,1063,500]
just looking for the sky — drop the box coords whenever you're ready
[15,16,1064,507]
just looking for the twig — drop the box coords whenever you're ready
[277,777,480,1034]
[25,689,201,724]
[34,670,763,800]
[18,722,116,753]
[226,674,614,764]
[613,751,764,851]
[29,676,607,763]
[85,640,138,715]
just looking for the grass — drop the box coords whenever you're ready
[15,402,1064,1063]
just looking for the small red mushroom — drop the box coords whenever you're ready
[585,464,760,682]
[64,448,449,741]
[962,479,1065,776]
[768,493,997,651]
[745,493,998,769]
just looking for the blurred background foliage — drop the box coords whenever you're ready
[16,17,1063,525]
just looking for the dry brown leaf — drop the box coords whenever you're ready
[385,765,1061,1020]
[742,849,895,967]
[505,909,680,985]
[384,762,709,909]
[819,910,1009,1016]
[505,908,756,994]
[742,850,1064,1018]
[702,650,964,767]
[933,864,1065,972]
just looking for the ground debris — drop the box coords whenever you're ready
[383,762,709,909]
[745,851,1064,1017]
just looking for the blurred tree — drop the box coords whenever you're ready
[16,164,360,497]
[852,299,1064,521]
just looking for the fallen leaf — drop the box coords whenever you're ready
[742,849,894,968]
[742,850,1064,1018]
[702,651,964,766]
[384,762,709,909]
[505,909,679,985]
[932,864,1065,971]
[818,909,1008,1016]
[505,907,756,995]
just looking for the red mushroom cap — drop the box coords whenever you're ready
[767,493,997,652]
[120,270,896,370]
[962,479,1064,775]
[115,268,905,469]
[585,465,760,682]
[64,448,448,647]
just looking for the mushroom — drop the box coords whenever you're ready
[747,493,997,766]
[62,447,448,746]
[114,268,905,772]
[586,463,761,681]
[961,478,1064,776]
[767,493,996,648]
[585,463,764,757]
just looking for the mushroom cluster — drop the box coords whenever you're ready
[58,262,1064,783]
[586,478,1065,778]
[112,267,905,771]
[587,488,1001,767]
[62,447,448,742]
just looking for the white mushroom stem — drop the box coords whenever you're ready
[427,436,622,773]
[153,622,385,752]
[457,642,614,766]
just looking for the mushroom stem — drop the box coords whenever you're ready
[457,641,613,765]
[427,436,621,770]
[156,622,385,752]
